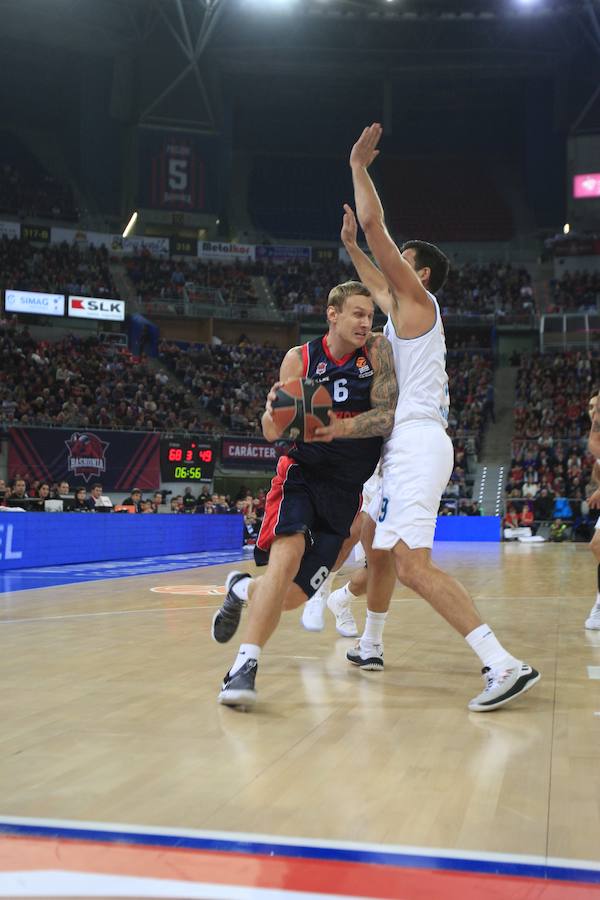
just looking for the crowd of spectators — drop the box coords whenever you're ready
[0,237,117,299]
[262,259,354,315]
[447,351,495,450]
[167,484,268,544]
[1,318,491,516]
[437,261,535,318]
[125,255,259,308]
[0,161,78,221]
[547,270,600,313]
[506,350,600,538]
[513,351,597,444]
[258,257,535,320]
[0,319,206,432]
[0,476,268,536]
[159,338,282,434]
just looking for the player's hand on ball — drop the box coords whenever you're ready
[313,410,343,443]
[265,380,283,416]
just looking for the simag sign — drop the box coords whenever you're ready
[68,296,125,322]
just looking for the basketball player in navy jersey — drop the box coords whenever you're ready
[214,281,398,707]
[338,123,540,711]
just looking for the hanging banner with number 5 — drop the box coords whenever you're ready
[139,130,221,213]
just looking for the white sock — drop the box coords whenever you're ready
[465,624,517,671]
[362,610,387,645]
[234,575,252,602]
[595,592,600,608]
[230,643,261,675]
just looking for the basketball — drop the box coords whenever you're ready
[271,377,332,442]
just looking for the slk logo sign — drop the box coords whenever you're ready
[68,296,125,321]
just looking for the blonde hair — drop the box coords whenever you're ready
[327,280,371,312]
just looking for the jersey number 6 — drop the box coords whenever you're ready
[333,379,349,402]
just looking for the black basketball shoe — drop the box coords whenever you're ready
[218,659,258,708]
[211,571,250,643]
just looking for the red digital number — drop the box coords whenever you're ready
[168,448,183,461]
[185,450,193,461]
[200,449,213,463]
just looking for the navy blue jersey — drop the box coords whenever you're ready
[287,335,382,486]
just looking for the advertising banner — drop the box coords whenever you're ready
[197,240,255,262]
[4,289,65,317]
[170,236,197,257]
[573,173,600,199]
[553,239,600,257]
[20,224,50,243]
[8,428,160,491]
[110,235,170,258]
[220,437,279,470]
[51,227,111,248]
[311,247,338,264]
[255,245,310,262]
[68,296,125,322]
[0,220,20,240]
[0,514,242,571]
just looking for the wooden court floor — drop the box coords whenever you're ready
[0,541,599,868]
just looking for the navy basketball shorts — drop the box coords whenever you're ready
[254,455,362,598]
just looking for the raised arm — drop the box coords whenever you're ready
[341,203,395,316]
[313,333,397,441]
[350,124,434,333]
[261,346,304,442]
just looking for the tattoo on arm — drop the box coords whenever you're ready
[341,335,398,439]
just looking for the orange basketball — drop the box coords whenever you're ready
[271,377,332,442]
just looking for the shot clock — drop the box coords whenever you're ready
[159,438,216,482]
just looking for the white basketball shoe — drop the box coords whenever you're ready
[327,586,358,638]
[468,662,540,712]
[301,585,327,631]
[585,601,600,630]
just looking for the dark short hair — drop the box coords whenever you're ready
[91,483,103,491]
[76,487,86,494]
[401,240,450,294]
[131,488,141,495]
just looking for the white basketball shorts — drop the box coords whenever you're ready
[370,423,454,551]
[360,465,383,515]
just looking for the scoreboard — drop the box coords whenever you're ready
[160,437,216,482]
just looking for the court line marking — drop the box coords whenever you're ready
[1,595,596,625]
[0,606,214,625]
[0,870,373,900]
[1,816,599,881]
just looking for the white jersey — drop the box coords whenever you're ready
[383,291,449,437]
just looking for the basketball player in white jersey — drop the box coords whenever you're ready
[335,123,540,710]
[585,393,600,629]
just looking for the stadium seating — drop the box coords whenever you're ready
[0,132,78,221]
